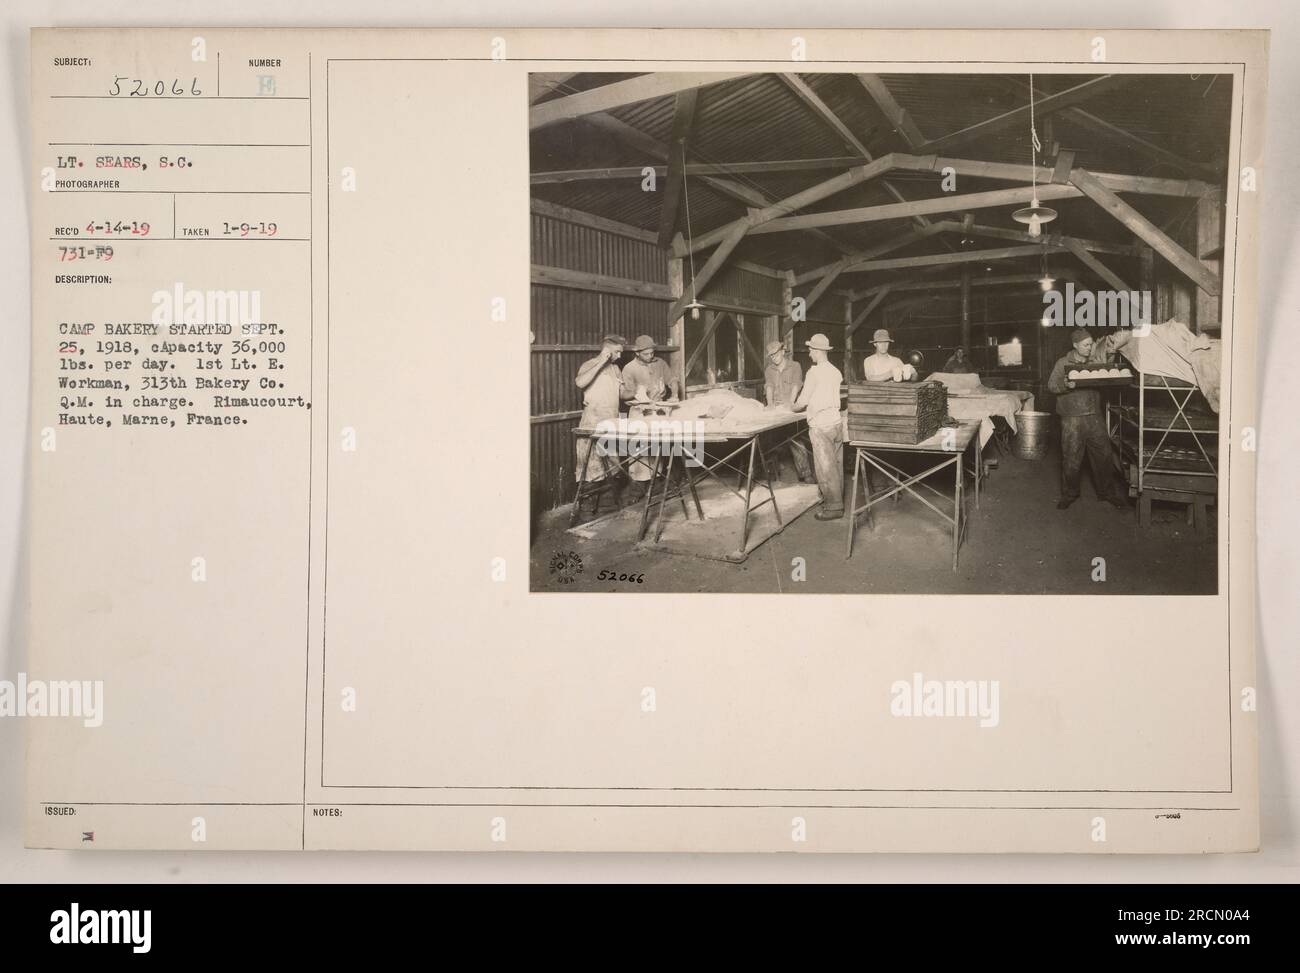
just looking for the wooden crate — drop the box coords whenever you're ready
[847,380,947,444]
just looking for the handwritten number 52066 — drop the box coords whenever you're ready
[108,77,203,97]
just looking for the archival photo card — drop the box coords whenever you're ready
[25,28,1263,853]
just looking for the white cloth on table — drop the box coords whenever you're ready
[1111,319,1221,412]
[674,388,759,419]
[928,371,1030,447]
[671,388,771,431]
[929,371,982,394]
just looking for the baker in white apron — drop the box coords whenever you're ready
[574,334,628,484]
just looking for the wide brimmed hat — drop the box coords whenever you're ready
[765,340,785,357]
[632,334,657,352]
[805,333,833,351]
[872,329,893,343]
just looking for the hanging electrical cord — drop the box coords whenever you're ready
[1030,72,1041,189]
[680,140,704,319]
[1012,73,1058,238]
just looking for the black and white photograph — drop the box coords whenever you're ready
[528,70,1232,594]
[6,8,1289,904]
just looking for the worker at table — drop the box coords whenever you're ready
[793,333,845,520]
[862,328,918,382]
[621,334,679,404]
[1046,328,1127,511]
[574,334,628,496]
[619,334,679,500]
[942,347,975,373]
[763,339,812,482]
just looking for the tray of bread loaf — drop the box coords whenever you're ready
[1066,363,1134,387]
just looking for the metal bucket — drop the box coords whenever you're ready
[1013,410,1052,460]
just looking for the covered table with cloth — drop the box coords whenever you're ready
[927,371,1032,448]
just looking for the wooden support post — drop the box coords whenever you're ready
[1138,242,1155,294]
[684,310,728,380]
[667,246,686,397]
[960,267,971,352]
[1137,241,1156,323]
[844,299,855,379]
[780,270,797,343]
[1195,193,1224,331]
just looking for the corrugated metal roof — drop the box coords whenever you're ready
[529,70,1230,276]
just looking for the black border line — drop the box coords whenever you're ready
[44,801,1239,811]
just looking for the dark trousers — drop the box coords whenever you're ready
[1060,412,1117,500]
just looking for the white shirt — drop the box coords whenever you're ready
[862,352,915,382]
[796,361,844,429]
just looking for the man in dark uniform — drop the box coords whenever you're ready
[942,347,975,373]
[1045,329,1127,510]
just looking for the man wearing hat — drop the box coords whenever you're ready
[763,339,812,482]
[1046,328,1127,510]
[618,334,679,501]
[620,334,679,404]
[793,333,846,520]
[862,328,918,382]
[574,334,628,493]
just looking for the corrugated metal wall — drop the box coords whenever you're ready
[531,209,669,516]
[698,263,784,313]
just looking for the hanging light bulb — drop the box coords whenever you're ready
[1014,195,1057,238]
[1013,74,1058,238]
[1038,251,1056,292]
[686,300,703,320]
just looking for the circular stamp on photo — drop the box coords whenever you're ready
[549,550,584,585]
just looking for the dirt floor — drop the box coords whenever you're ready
[531,440,1218,595]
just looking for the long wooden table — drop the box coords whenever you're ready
[572,410,815,562]
[845,422,982,570]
